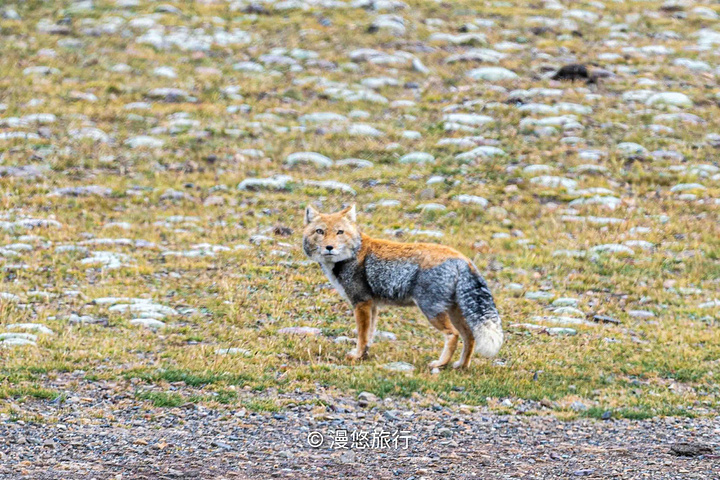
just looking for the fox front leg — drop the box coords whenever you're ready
[346,300,373,361]
[368,303,378,345]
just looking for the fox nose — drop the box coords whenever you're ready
[325,245,334,252]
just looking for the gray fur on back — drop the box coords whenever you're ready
[333,255,491,316]
[365,255,419,303]
[324,250,503,357]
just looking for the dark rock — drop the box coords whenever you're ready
[573,469,595,477]
[670,442,713,457]
[273,226,293,236]
[211,440,233,450]
[530,26,555,36]
[243,3,270,14]
[591,314,621,325]
[552,64,589,82]
[660,3,684,13]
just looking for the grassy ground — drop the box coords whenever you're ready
[0,0,719,421]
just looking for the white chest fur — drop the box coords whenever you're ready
[320,262,350,302]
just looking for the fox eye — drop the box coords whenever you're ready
[337,230,344,235]
[315,228,324,235]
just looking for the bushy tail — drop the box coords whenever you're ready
[455,263,504,357]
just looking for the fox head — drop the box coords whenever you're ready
[303,205,362,263]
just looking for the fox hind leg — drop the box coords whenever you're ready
[426,312,459,369]
[449,305,475,369]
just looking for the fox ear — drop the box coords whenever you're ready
[305,205,319,225]
[341,204,357,222]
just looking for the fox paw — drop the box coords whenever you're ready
[452,360,468,370]
[428,360,449,369]
[346,350,365,361]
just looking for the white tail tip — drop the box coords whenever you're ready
[472,319,504,358]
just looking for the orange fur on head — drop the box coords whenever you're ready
[303,205,361,263]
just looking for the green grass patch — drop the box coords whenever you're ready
[0,386,60,401]
[124,368,252,387]
[135,391,187,408]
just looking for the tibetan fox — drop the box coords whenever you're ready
[303,204,503,369]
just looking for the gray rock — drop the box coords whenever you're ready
[590,244,634,255]
[358,391,379,402]
[109,302,177,316]
[299,112,347,124]
[370,14,406,35]
[286,152,333,168]
[616,142,648,157]
[670,183,706,193]
[547,328,577,336]
[0,332,37,342]
[303,180,356,195]
[418,203,445,212]
[0,165,47,179]
[430,32,486,45]
[0,337,37,347]
[569,196,622,209]
[69,128,110,143]
[525,291,555,301]
[347,123,384,137]
[455,146,506,161]
[553,298,579,307]
[453,195,488,207]
[124,136,164,148]
[335,158,374,169]
[130,318,166,330]
[411,58,430,74]
[374,330,397,342]
[446,48,505,64]
[68,314,103,325]
[215,348,252,356]
[6,323,53,335]
[2,8,21,19]
[443,113,494,127]
[466,67,518,81]
[51,186,112,197]
[238,175,293,191]
[399,152,434,164]
[278,326,322,336]
[554,307,585,317]
[699,300,720,309]
[530,176,577,190]
[532,316,594,326]
[645,92,692,108]
[0,292,21,302]
[382,361,415,372]
[146,88,197,103]
[23,66,60,76]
